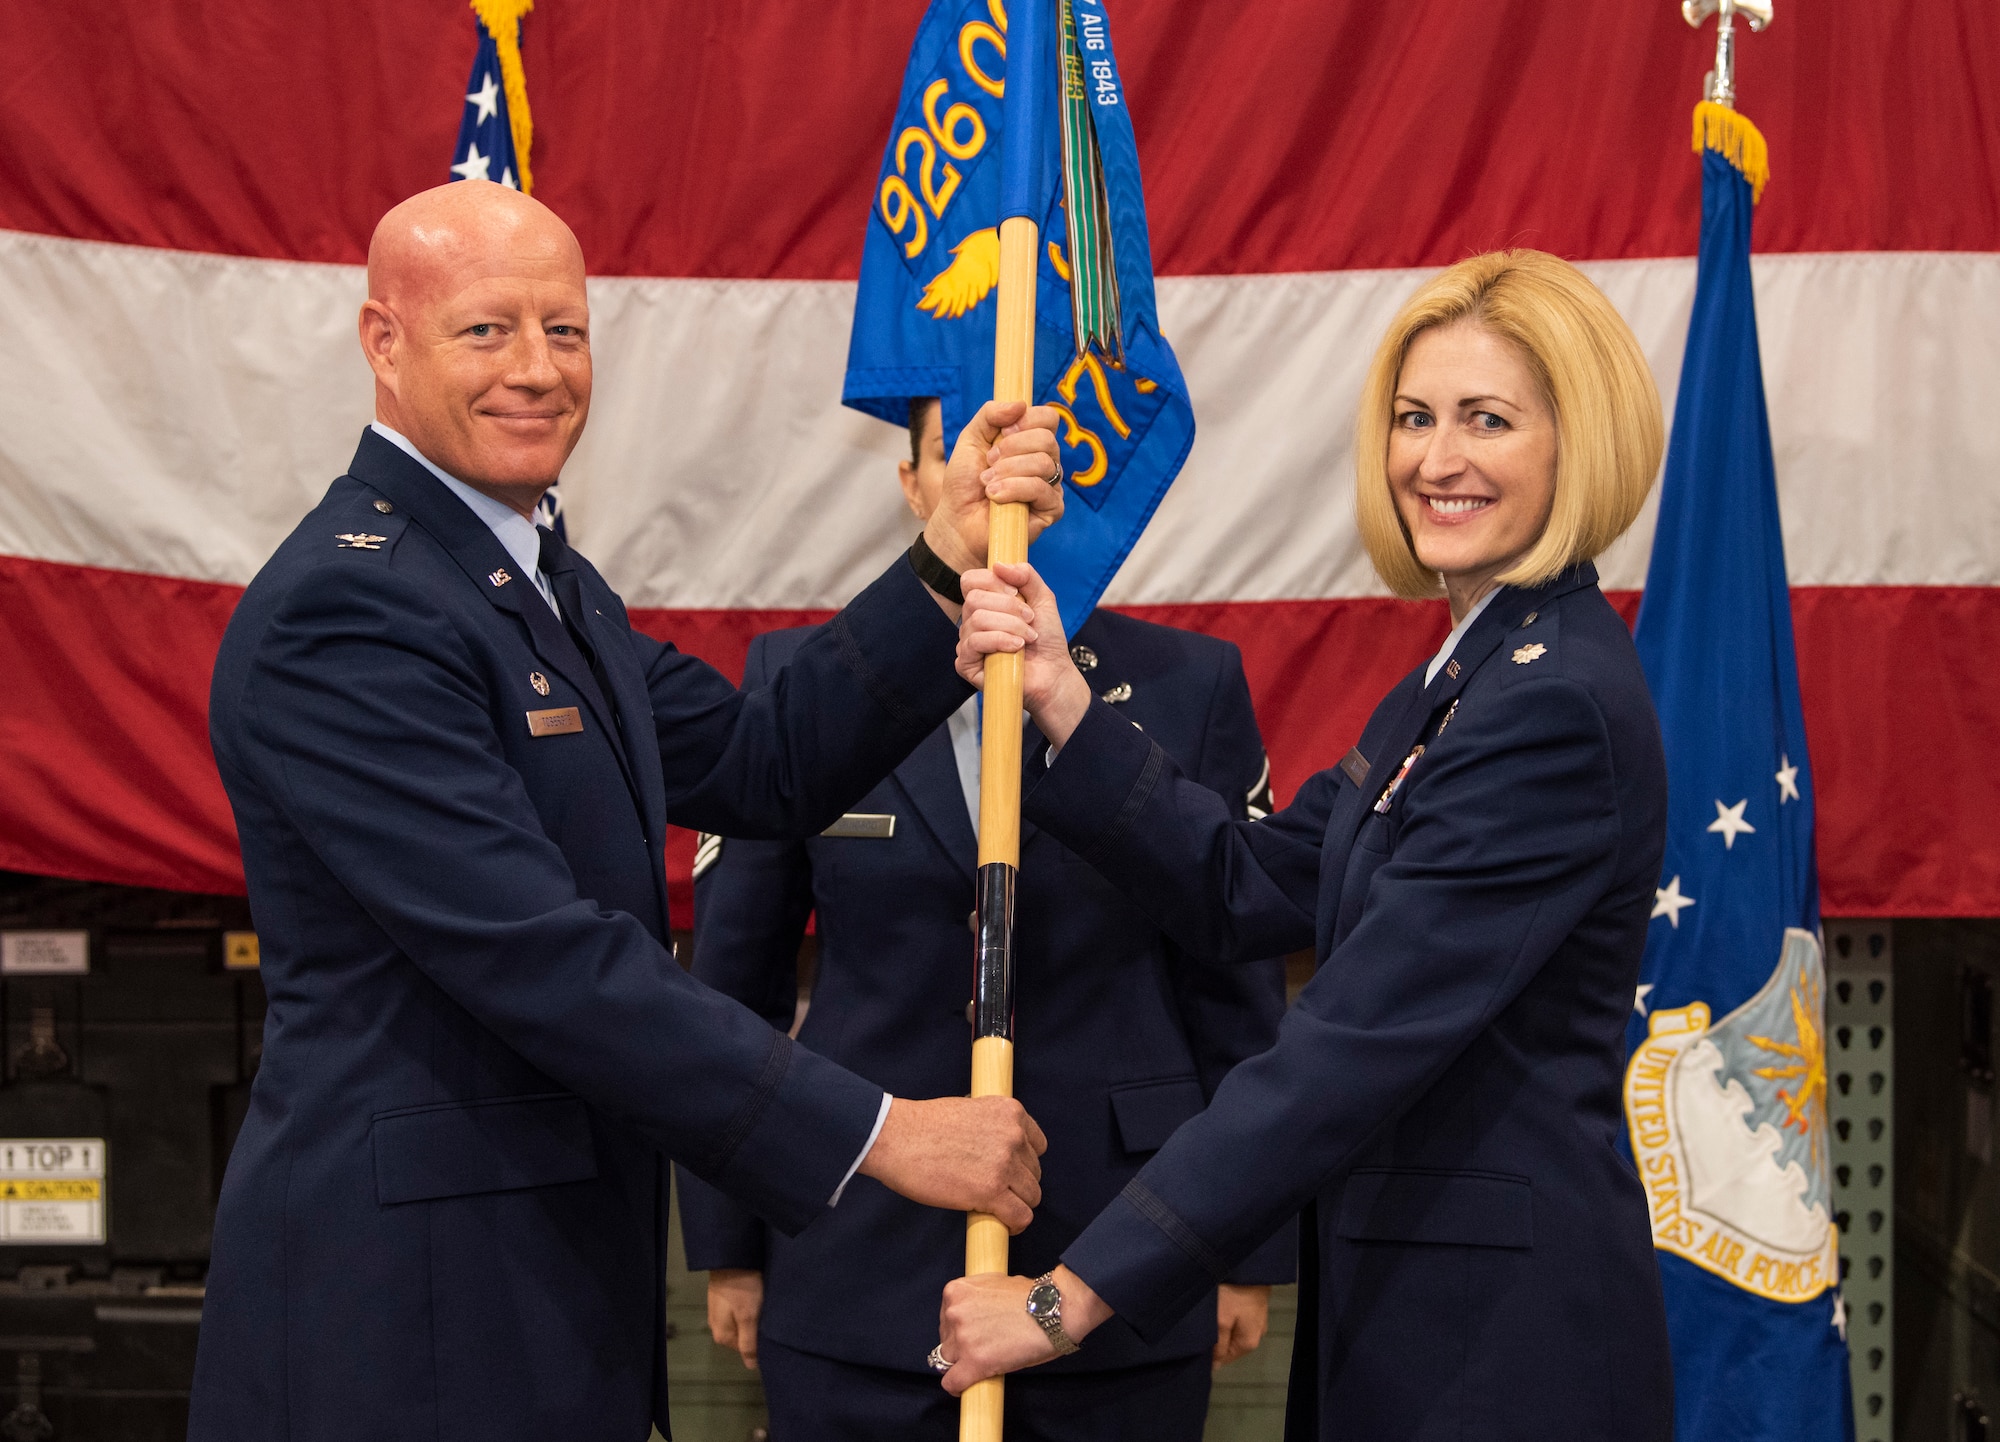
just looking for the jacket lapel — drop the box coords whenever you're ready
[1311,565,1607,953]
[894,722,979,883]
[575,591,669,845]
[1323,669,1431,857]
[346,431,635,787]
[1428,562,1602,711]
[527,543,646,778]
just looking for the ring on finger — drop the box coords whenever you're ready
[927,1344,953,1373]
[1047,461,1064,489]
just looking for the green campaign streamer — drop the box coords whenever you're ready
[1058,0,1120,361]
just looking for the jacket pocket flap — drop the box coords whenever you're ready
[373,1093,597,1206]
[1109,1076,1206,1155]
[1335,1168,1533,1249]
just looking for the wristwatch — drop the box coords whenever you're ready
[906,532,964,605]
[1024,1272,1081,1356]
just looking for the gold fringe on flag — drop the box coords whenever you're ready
[471,0,536,195]
[1692,100,1768,202]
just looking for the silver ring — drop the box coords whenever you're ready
[927,1344,953,1373]
[1047,462,1064,488]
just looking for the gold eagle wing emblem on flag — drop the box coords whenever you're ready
[916,228,1000,320]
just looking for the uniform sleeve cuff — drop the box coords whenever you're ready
[1060,1182,1225,1344]
[1022,698,1160,858]
[705,1036,885,1236]
[830,551,975,729]
[1222,1216,1299,1287]
[829,1092,893,1206]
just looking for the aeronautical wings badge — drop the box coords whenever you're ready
[1624,928,1838,1302]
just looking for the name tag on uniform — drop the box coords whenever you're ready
[525,707,584,738]
[1338,748,1370,788]
[822,813,895,839]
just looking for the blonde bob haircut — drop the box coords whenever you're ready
[1355,249,1665,599]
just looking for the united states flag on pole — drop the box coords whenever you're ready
[1622,101,1853,1442]
[451,1,531,194]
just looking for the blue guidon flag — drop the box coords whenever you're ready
[843,0,1194,634]
[447,1,563,537]
[1623,102,1854,1442]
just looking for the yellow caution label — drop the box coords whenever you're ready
[224,932,260,970]
[0,1179,101,1202]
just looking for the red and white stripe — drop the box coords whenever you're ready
[2,0,1994,915]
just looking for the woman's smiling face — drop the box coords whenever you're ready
[1388,319,1559,613]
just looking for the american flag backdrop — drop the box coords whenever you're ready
[0,0,1994,923]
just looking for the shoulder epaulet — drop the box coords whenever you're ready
[321,487,409,562]
[1498,604,1561,686]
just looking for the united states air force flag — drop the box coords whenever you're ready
[843,0,1194,634]
[447,1,563,537]
[1623,103,1853,1442]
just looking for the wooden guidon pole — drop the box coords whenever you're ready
[961,210,1039,1442]
[961,0,1050,1432]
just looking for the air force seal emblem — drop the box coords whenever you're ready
[1624,928,1837,1302]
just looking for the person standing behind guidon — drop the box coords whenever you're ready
[197,180,1062,1442]
[680,396,1295,1442]
[941,250,1677,1442]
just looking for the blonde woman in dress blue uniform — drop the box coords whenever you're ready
[936,250,1678,1442]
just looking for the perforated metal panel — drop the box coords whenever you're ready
[1828,919,1893,1441]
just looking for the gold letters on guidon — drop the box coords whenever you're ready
[525,707,583,738]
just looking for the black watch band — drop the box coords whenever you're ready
[907,532,964,605]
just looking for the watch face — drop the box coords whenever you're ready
[1025,1282,1061,1320]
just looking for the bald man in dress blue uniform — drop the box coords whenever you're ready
[196,182,1063,1442]
[679,400,1295,1441]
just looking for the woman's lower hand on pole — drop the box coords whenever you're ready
[935,1265,1113,1395]
[956,561,1094,750]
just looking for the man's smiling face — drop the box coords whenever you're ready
[360,181,592,512]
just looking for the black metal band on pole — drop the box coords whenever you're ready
[972,863,1016,1040]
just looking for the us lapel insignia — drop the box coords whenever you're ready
[1100,681,1132,704]
[1435,699,1460,737]
[488,567,513,588]
[529,672,551,697]
[1512,643,1548,665]
[1070,644,1099,672]
[334,533,386,550]
[1445,658,1462,679]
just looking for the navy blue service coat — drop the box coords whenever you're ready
[1024,566,1675,1442]
[196,430,970,1441]
[678,611,1295,1377]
